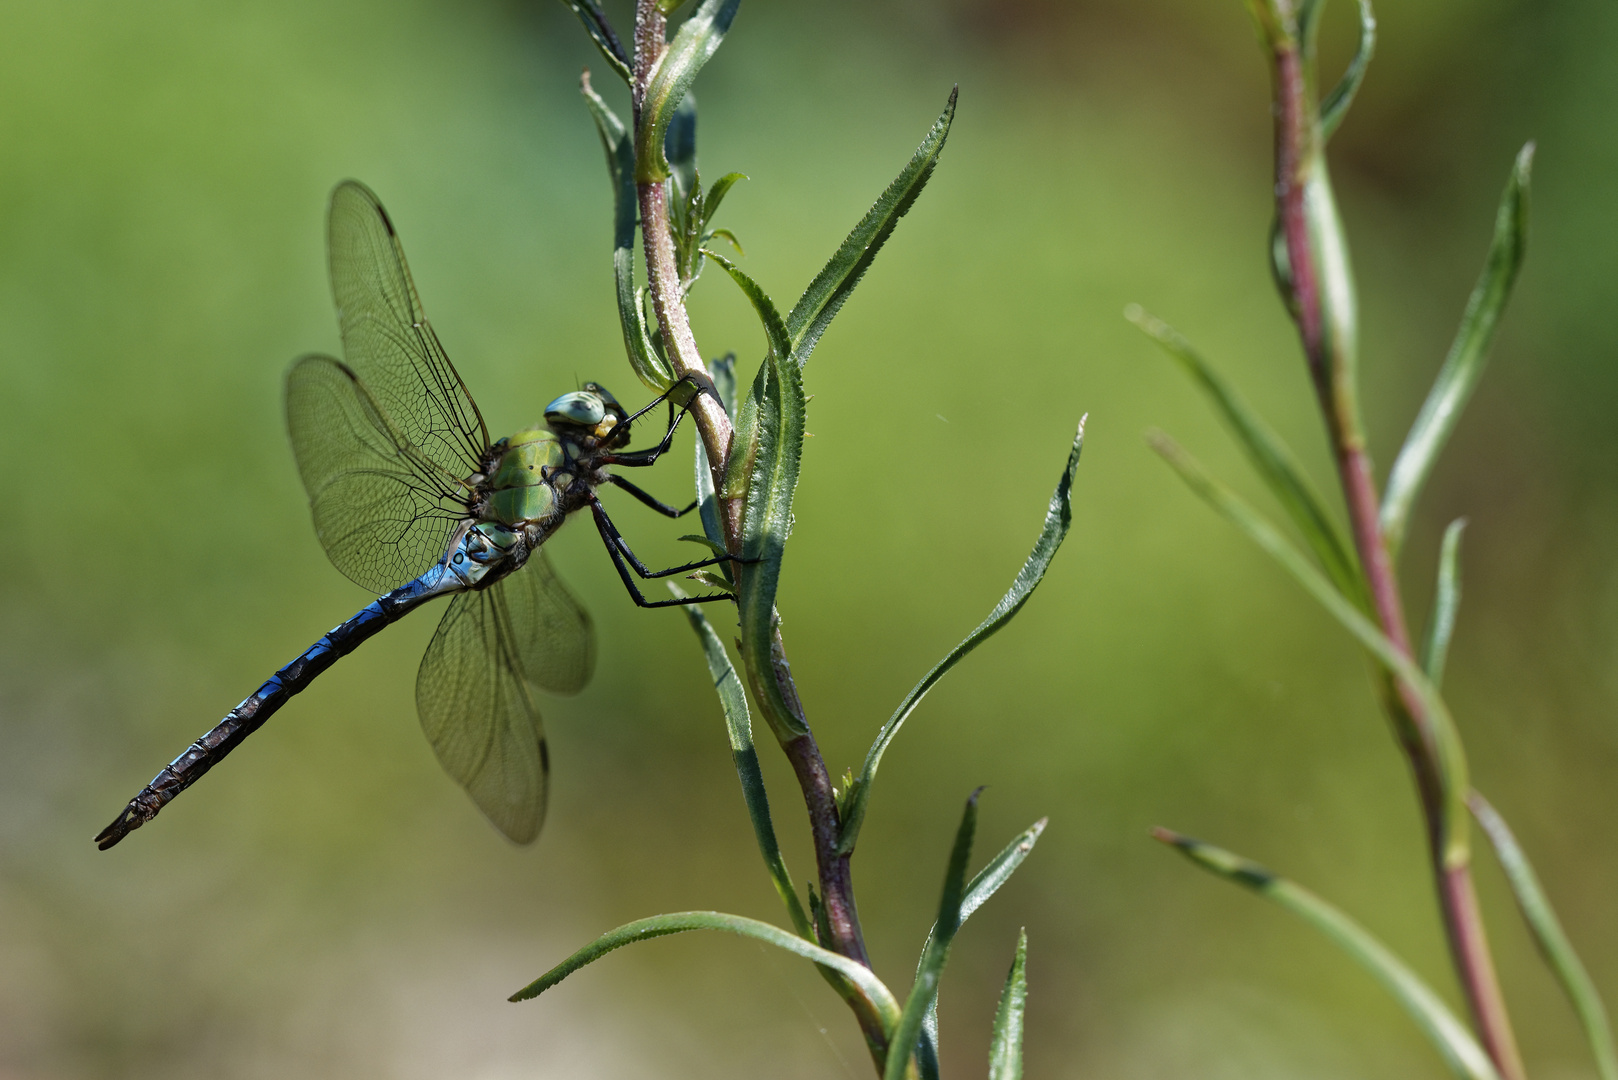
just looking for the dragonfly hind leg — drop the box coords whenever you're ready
[608,475,697,519]
[588,494,736,608]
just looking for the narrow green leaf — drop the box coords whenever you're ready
[508,910,901,1027]
[884,791,980,1080]
[1319,0,1376,141]
[1470,792,1618,1080]
[988,930,1029,1080]
[1150,432,1472,866]
[1381,144,1534,556]
[705,227,745,256]
[636,0,741,183]
[694,353,736,550]
[580,74,673,391]
[786,88,957,369]
[1127,306,1365,606]
[664,92,698,204]
[677,598,810,938]
[557,0,632,83]
[702,171,747,223]
[919,819,1048,1054]
[706,256,807,741]
[1155,829,1501,1080]
[1421,519,1467,688]
[840,421,1084,856]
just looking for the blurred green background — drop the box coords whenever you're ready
[2,1,1615,1077]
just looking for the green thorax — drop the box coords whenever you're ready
[483,427,567,526]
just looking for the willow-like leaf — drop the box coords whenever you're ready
[919,819,1047,1054]
[694,353,736,550]
[785,88,956,369]
[636,0,741,183]
[508,910,901,1027]
[1382,144,1533,556]
[1320,0,1375,141]
[1150,432,1471,866]
[665,93,698,207]
[884,791,980,1080]
[1155,829,1501,1080]
[1128,306,1364,606]
[676,596,810,937]
[1421,519,1466,688]
[581,75,672,391]
[703,171,747,224]
[840,421,1084,856]
[988,930,1029,1080]
[1470,793,1618,1080]
[707,255,806,741]
[557,0,632,83]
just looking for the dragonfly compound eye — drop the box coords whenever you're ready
[544,391,606,429]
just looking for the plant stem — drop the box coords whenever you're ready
[1261,7,1525,1078]
[630,0,887,1065]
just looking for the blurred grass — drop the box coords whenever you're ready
[1,1,1615,1077]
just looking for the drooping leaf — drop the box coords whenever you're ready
[676,596,810,937]
[1381,144,1534,556]
[840,421,1084,856]
[636,0,741,183]
[1150,432,1471,866]
[1421,519,1467,688]
[987,930,1029,1080]
[884,791,980,1080]
[508,910,901,1029]
[919,819,1048,1054]
[1319,0,1376,141]
[1469,792,1618,1080]
[580,74,673,391]
[1128,306,1365,606]
[1155,829,1501,1080]
[557,0,632,83]
[786,88,957,369]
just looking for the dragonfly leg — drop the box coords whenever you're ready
[589,496,734,608]
[603,376,710,469]
[608,475,697,518]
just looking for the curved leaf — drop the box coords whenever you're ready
[1382,144,1533,556]
[840,420,1084,855]
[1151,432,1471,867]
[557,0,632,83]
[580,74,672,390]
[786,88,956,369]
[884,791,980,1080]
[636,0,741,183]
[1319,0,1376,141]
[1470,793,1618,1080]
[1155,830,1501,1080]
[509,910,901,1027]
[1128,306,1364,606]
[1421,519,1467,688]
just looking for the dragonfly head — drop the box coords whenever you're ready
[445,521,522,589]
[544,384,631,448]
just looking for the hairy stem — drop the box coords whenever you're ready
[631,0,885,1065]
[1263,7,1524,1078]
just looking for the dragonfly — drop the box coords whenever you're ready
[96,180,734,850]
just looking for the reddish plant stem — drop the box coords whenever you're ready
[1267,19,1525,1080]
[629,1,886,1064]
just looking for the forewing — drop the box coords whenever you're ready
[328,180,489,478]
[416,583,549,844]
[500,552,597,696]
[286,354,467,595]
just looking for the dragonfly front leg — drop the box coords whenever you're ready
[602,377,709,469]
[588,494,735,608]
[609,475,697,519]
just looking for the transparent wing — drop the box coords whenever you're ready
[328,180,489,480]
[416,576,550,845]
[500,551,596,696]
[286,354,468,595]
